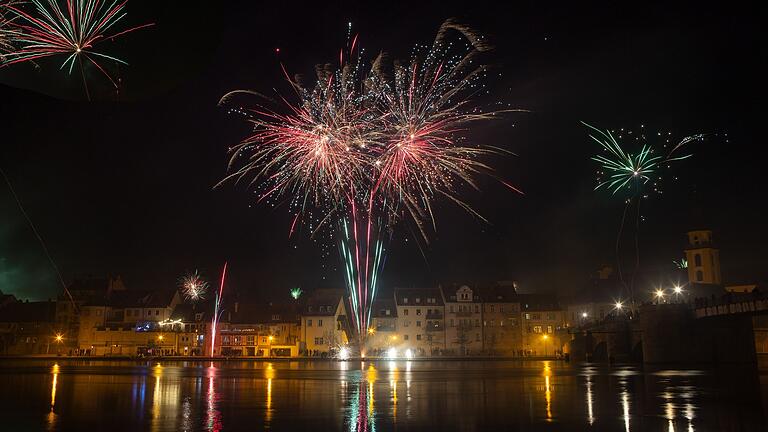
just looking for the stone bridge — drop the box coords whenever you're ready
[567,302,758,364]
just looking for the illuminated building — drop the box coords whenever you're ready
[443,285,483,355]
[394,288,445,356]
[300,289,350,355]
[218,302,301,357]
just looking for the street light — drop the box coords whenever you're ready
[367,327,376,335]
[581,312,588,318]
[655,289,665,303]
[673,285,683,295]
[542,335,549,356]
[55,334,63,343]
[614,301,624,311]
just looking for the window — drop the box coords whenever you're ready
[532,313,541,320]
[547,325,553,334]
[318,319,323,327]
[307,306,312,312]
[319,306,324,313]
[450,319,454,327]
[314,337,324,345]
[490,305,495,313]
[416,298,421,304]
[461,293,468,300]
[533,325,543,333]
[416,321,421,327]
[385,309,391,316]
[475,333,480,342]
[156,310,160,316]
[147,311,151,316]
[247,336,254,345]
[404,321,410,327]
[525,313,530,320]
[272,314,280,321]
[307,319,312,327]
[403,297,408,304]
[474,319,480,327]
[475,305,480,313]
[404,335,410,341]
[490,320,495,327]
[126,310,131,317]
[695,253,702,266]
[696,270,704,282]
[416,309,422,316]
[416,334,422,341]
[547,313,555,320]
[427,334,433,341]
[428,297,435,304]
[450,305,455,313]
[404,309,409,316]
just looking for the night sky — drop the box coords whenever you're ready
[1,1,766,301]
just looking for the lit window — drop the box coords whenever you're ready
[547,325,553,334]
[416,309,422,315]
[416,298,421,304]
[525,313,530,320]
[533,326,542,333]
[403,297,408,304]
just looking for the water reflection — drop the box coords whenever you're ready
[206,364,221,431]
[265,363,275,424]
[543,361,553,421]
[585,374,595,425]
[47,363,59,430]
[0,360,766,431]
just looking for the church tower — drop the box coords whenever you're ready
[684,230,722,285]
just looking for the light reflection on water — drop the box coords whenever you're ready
[0,360,764,431]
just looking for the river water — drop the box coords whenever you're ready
[0,359,766,431]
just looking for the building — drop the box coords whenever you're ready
[219,302,301,357]
[393,288,445,356]
[0,300,57,355]
[480,283,522,356]
[566,266,624,328]
[685,230,722,285]
[367,298,397,355]
[300,289,350,355]
[519,294,567,356]
[443,285,484,355]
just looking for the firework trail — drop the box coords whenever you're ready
[221,20,519,340]
[1,166,75,308]
[179,270,209,302]
[584,121,706,308]
[209,262,227,357]
[0,0,153,98]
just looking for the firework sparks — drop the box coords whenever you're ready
[584,121,702,195]
[673,258,688,269]
[0,1,17,60]
[220,20,518,337]
[290,287,303,300]
[179,270,209,301]
[0,0,153,97]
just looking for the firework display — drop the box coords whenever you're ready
[584,121,706,307]
[179,270,209,301]
[221,20,517,339]
[0,0,153,96]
